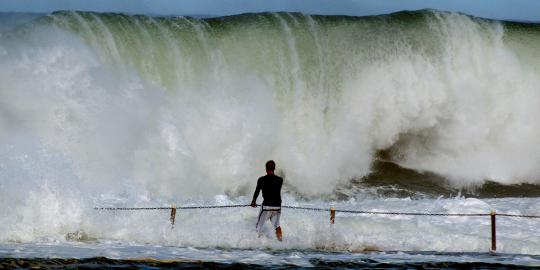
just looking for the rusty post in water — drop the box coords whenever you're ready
[170,204,177,228]
[490,211,496,252]
[330,207,335,224]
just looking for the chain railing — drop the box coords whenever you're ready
[94,204,540,252]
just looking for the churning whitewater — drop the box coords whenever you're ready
[1,10,540,255]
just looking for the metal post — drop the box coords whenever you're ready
[170,204,177,228]
[490,211,496,252]
[330,207,335,224]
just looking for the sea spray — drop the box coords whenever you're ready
[0,10,540,252]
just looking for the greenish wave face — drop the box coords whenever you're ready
[39,11,540,91]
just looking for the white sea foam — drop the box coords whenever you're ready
[0,11,539,253]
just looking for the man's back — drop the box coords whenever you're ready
[255,174,283,206]
[251,160,283,241]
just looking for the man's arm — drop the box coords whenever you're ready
[251,178,261,207]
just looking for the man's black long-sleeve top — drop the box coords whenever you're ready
[252,174,283,207]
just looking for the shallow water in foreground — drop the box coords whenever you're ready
[2,196,540,263]
[2,243,540,269]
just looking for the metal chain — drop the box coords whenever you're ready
[94,204,250,211]
[94,204,540,218]
[497,213,540,218]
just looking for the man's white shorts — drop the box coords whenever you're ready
[256,205,281,233]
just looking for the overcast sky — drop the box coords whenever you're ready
[1,0,539,21]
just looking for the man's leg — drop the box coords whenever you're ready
[270,211,282,241]
[256,209,270,236]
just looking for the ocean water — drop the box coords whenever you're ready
[2,244,540,268]
[1,9,540,268]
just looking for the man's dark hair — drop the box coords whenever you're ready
[266,160,275,171]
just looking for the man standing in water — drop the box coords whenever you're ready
[251,160,283,241]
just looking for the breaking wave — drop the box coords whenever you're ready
[1,10,540,252]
